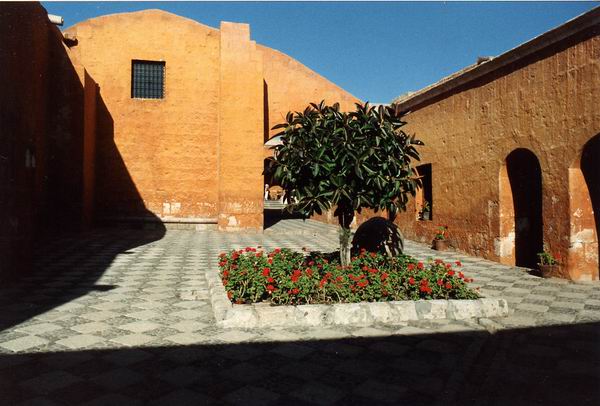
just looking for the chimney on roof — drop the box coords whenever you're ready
[48,14,63,26]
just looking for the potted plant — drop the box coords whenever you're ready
[537,248,560,278]
[433,225,448,251]
[419,201,431,221]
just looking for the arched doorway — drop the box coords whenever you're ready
[569,135,599,280]
[500,149,543,268]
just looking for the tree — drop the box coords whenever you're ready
[268,101,423,266]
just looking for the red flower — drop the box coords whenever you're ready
[362,266,369,272]
[293,269,302,277]
[437,279,443,286]
[255,252,262,258]
[262,268,270,277]
[223,270,229,278]
[291,288,299,295]
[445,263,452,269]
[336,276,344,282]
[291,275,299,283]
[435,259,443,265]
[381,272,389,281]
[417,262,424,270]
[407,263,415,271]
[274,248,281,253]
[357,281,368,288]
[245,247,252,252]
[455,261,462,267]
[370,252,377,258]
[305,269,313,277]
[409,277,415,285]
[309,261,315,266]
[445,282,452,289]
[458,272,464,279]
[325,272,333,279]
[419,286,428,293]
[368,268,378,274]
[319,279,327,288]
[227,291,233,299]
[267,277,275,283]
[218,261,227,267]
[222,279,228,286]
[268,258,273,265]
[447,270,455,276]
[266,285,275,292]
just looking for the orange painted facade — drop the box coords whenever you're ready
[62,9,360,231]
[5,3,596,282]
[389,12,600,280]
[0,4,358,281]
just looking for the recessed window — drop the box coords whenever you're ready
[131,60,165,99]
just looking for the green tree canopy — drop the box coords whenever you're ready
[268,101,423,264]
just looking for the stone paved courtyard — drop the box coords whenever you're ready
[1,219,599,405]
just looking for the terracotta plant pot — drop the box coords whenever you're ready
[433,239,448,251]
[538,264,560,278]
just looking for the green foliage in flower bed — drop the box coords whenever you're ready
[218,247,479,305]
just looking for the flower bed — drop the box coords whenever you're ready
[218,247,479,306]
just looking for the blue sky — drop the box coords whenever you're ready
[43,1,597,103]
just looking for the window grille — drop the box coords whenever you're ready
[131,60,165,99]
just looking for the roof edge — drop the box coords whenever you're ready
[393,6,600,113]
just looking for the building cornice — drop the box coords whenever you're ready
[394,6,600,114]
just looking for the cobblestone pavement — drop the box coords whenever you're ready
[1,219,599,405]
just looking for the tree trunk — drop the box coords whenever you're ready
[337,206,354,267]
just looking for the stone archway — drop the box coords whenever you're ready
[568,135,599,280]
[499,149,543,268]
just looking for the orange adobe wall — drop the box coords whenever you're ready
[259,45,360,140]
[218,22,264,230]
[64,10,222,221]
[62,9,360,231]
[391,18,600,280]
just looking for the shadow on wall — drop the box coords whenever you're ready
[0,86,166,331]
[0,321,599,404]
[94,94,165,222]
[0,2,165,325]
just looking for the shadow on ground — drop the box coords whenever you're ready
[0,228,165,332]
[263,208,305,230]
[1,321,599,405]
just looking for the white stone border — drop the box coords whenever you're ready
[205,268,508,328]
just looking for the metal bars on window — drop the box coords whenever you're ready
[131,60,165,99]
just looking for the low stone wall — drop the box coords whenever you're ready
[205,268,508,328]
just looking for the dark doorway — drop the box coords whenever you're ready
[581,134,600,275]
[506,149,543,268]
[416,163,433,220]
